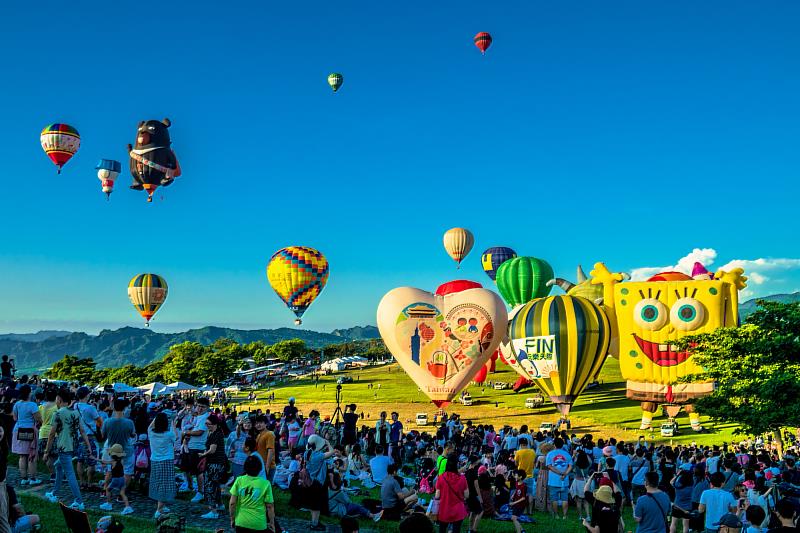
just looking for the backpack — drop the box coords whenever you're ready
[297,459,313,488]
[576,448,592,470]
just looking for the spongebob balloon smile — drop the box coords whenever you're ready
[590,262,747,431]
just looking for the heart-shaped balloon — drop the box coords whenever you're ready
[377,286,507,407]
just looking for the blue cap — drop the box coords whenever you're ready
[95,159,121,172]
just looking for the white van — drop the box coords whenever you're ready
[539,422,555,433]
[416,413,428,426]
[493,382,508,390]
[460,393,473,406]
[525,396,543,409]
[660,422,676,437]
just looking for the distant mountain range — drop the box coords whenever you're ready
[2,325,380,373]
[2,293,797,373]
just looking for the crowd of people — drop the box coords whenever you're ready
[1,363,800,533]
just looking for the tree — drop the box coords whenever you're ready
[45,355,97,384]
[192,350,239,385]
[162,341,208,383]
[267,339,307,362]
[682,301,800,452]
[107,364,148,386]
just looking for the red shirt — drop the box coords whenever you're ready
[436,472,468,523]
[511,481,527,512]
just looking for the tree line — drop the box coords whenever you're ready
[43,337,390,387]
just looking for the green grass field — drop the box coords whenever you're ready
[238,357,741,446]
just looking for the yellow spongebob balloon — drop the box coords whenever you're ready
[591,261,747,431]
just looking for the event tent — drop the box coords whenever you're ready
[94,382,140,394]
[138,382,168,396]
[166,381,199,392]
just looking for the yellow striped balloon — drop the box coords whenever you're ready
[128,274,168,326]
[443,228,474,268]
[267,246,329,325]
[507,295,610,416]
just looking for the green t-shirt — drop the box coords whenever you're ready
[38,403,58,440]
[231,475,274,530]
[437,454,447,475]
[54,407,81,453]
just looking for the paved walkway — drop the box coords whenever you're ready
[9,467,341,532]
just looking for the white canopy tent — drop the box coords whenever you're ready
[166,381,199,392]
[94,382,140,394]
[138,382,168,396]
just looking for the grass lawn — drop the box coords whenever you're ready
[235,357,741,446]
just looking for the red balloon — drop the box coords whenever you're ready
[473,364,489,384]
[474,32,492,54]
[512,376,532,392]
[435,279,482,296]
[489,350,499,372]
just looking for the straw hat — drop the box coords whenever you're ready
[594,485,614,504]
[108,444,126,457]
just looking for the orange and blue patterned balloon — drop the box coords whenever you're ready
[267,246,329,325]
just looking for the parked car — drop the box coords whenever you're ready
[538,422,555,433]
[525,396,544,409]
[493,382,508,390]
[660,421,678,437]
[460,393,473,406]
[416,413,429,426]
[336,376,353,384]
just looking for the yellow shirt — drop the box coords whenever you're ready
[515,448,536,477]
[38,402,58,440]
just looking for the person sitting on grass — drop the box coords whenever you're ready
[509,469,528,533]
[328,464,383,522]
[99,444,133,515]
[7,485,40,533]
[381,463,417,520]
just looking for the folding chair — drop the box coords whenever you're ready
[59,503,92,533]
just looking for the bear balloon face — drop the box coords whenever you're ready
[614,277,736,385]
[135,119,172,149]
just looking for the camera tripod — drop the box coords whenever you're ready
[330,384,344,444]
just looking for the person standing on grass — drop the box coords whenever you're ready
[101,398,136,492]
[389,412,404,466]
[11,385,41,486]
[229,455,276,533]
[147,412,176,519]
[434,454,468,533]
[37,388,58,482]
[376,412,390,453]
[73,386,102,491]
[199,414,229,520]
[698,472,737,533]
[464,454,484,533]
[546,437,573,520]
[634,471,672,533]
[254,415,276,481]
[44,388,93,510]
[98,444,132,515]
[306,436,339,530]
[509,469,528,533]
[184,397,211,504]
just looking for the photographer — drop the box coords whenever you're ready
[582,472,623,533]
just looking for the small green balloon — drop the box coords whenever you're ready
[328,73,343,92]
[495,256,554,307]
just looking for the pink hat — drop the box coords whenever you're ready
[603,446,614,457]
[478,466,488,475]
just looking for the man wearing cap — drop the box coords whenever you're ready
[74,387,102,490]
[699,472,737,533]
[184,397,211,503]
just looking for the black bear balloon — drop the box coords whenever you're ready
[127,118,181,202]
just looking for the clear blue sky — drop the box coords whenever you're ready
[1,1,798,334]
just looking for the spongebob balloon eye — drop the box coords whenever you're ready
[633,299,668,330]
[670,298,705,330]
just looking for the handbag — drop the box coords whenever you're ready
[426,497,440,520]
[17,427,35,442]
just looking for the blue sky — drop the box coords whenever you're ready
[1,1,798,334]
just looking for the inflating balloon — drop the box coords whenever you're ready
[328,73,343,93]
[128,118,181,202]
[40,124,80,173]
[435,279,482,296]
[377,283,507,407]
[96,159,121,199]
[590,261,747,431]
[128,274,168,326]
[481,247,517,281]
[443,228,474,268]
[505,295,610,417]
[495,257,554,307]
[473,32,492,54]
[267,246,329,325]
[547,265,605,302]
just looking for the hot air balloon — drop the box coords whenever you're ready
[435,279,482,296]
[267,246,329,325]
[443,228,474,268]
[96,159,121,199]
[377,282,506,407]
[328,73,343,93]
[474,32,492,54]
[481,247,517,281]
[128,274,168,326]
[506,295,610,417]
[496,256,554,307]
[128,119,181,202]
[40,124,80,173]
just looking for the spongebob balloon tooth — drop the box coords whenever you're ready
[591,261,747,432]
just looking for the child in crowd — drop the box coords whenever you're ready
[99,444,133,515]
[510,469,528,533]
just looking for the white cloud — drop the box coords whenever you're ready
[629,249,800,299]
[630,248,718,281]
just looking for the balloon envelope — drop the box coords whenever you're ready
[41,124,80,173]
[435,280,482,296]
[128,274,168,325]
[474,32,492,54]
[496,257,554,307]
[267,246,329,324]
[443,228,474,266]
[481,247,517,281]
[328,73,343,92]
[506,295,610,416]
[377,286,507,407]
